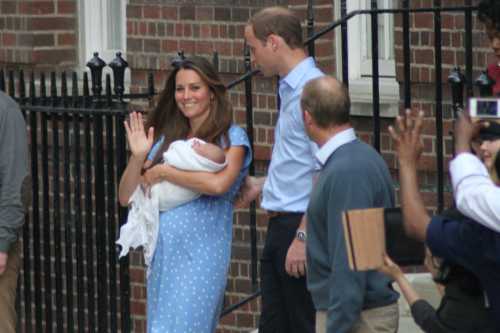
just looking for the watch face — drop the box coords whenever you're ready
[296,231,306,241]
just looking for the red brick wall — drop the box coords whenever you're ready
[0,0,78,69]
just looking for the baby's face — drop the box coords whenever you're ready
[192,140,209,156]
[191,141,226,164]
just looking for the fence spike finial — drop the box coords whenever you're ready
[109,52,129,100]
[86,52,106,98]
[475,70,494,97]
[448,67,465,112]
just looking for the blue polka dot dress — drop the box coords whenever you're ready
[146,125,252,333]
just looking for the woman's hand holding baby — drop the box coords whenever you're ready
[142,163,173,190]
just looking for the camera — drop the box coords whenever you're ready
[469,97,500,119]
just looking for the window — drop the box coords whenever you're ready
[78,0,127,66]
[335,0,399,117]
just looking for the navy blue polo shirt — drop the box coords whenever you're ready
[426,215,500,329]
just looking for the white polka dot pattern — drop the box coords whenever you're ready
[146,125,251,333]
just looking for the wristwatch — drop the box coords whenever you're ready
[296,229,307,242]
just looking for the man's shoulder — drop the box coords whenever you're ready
[324,141,388,177]
[0,92,23,126]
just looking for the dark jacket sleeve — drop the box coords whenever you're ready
[411,300,451,333]
[0,93,29,252]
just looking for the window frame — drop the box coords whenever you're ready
[335,0,399,117]
[78,0,128,70]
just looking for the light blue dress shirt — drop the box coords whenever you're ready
[261,57,324,212]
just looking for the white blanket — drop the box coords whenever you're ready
[116,138,227,272]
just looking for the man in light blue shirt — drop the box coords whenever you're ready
[238,6,324,333]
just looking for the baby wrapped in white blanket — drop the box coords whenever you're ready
[116,138,227,269]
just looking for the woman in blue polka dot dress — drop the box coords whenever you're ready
[118,56,252,333]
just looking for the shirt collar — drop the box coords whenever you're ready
[279,57,316,90]
[315,128,357,166]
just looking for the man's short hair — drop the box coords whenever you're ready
[248,7,303,49]
[479,0,500,35]
[301,76,351,128]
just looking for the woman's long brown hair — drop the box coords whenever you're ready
[145,56,232,165]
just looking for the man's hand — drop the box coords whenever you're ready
[454,112,488,155]
[285,238,306,278]
[0,252,8,275]
[234,176,265,209]
[388,109,424,167]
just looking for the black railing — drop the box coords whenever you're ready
[1,52,155,333]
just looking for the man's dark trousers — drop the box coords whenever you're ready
[258,213,315,333]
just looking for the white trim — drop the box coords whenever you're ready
[77,0,129,87]
[79,0,127,64]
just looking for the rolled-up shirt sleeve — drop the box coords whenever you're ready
[450,153,500,233]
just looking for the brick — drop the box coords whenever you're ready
[196,7,213,21]
[138,22,147,35]
[179,40,195,54]
[161,6,177,20]
[130,300,146,316]
[180,6,195,20]
[414,13,434,29]
[33,33,54,47]
[143,5,160,19]
[144,39,160,53]
[128,38,143,52]
[127,5,142,19]
[232,8,250,22]
[148,22,156,36]
[31,17,75,31]
[32,49,76,65]
[161,39,178,53]
[0,2,16,15]
[414,49,434,65]
[17,33,33,47]
[57,1,76,15]
[2,33,16,47]
[57,33,75,46]
[214,7,231,21]
[19,2,55,15]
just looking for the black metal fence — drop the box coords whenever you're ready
[1,52,155,333]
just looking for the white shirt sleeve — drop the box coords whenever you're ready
[450,152,500,233]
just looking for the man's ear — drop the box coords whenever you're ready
[303,108,313,125]
[267,34,280,51]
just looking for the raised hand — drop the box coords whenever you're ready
[388,109,424,167]
[454,111,488,155]
[124,112,154,160]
